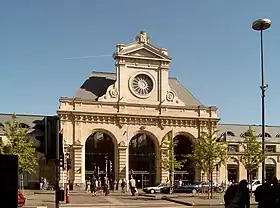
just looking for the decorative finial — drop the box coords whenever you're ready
[136,31,149,44]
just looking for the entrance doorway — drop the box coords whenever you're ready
[266,165,276,180]
[227,165,239,183]
[174,135,195,184]
[129,133,156,187]
[85,132,115,181]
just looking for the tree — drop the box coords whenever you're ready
[187,127,227,199]
[239,127,264,190]
[161,130,187,193]
[0,114,38,190]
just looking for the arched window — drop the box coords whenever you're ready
[226,131,235,137]
[276,134,280,138]
[259,132,272,138]
[240,132,250,137]
[19,123,30,129]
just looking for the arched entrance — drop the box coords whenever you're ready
[85,132,115,181]
[227,157,239,183]
[174,134,195,185]
[129,133,156,188]
[265,158,276,180]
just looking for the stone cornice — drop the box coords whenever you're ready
[58,111,219,128]
[59,97,218,111]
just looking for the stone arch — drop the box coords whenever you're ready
[83,128,118,147]
[265,157,277,180]
[228,157,239,165]
[129,129,160,149]
[160,131,196,146]
[227,157,239,183]
[173,131,196,142]
[84,128,118,181]
[128,130,160,186]
[173,132,196,184]
[265,157,276,165]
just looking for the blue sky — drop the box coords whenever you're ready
[1,0,280,125]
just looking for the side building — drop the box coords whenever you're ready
[0,113,55,189]
[217,124,280,183]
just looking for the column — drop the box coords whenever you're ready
[118,145,129,182]
[160,147,169,183]
[258,166,262,180]
[239,163,246,181]
[73,145,83,188]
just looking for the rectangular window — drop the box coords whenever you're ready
[228,145,239,152]
[266,145,276,153]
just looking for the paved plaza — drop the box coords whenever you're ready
[22,190,258,208]
[23,190,184,208]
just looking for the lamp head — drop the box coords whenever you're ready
[252,18,271,31]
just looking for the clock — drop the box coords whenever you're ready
[130,73,154,98]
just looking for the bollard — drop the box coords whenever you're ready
[66,183,70,204]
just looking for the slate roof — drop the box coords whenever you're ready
[74,71,202,106]
[0,113,45,133]
[217,123,280,142]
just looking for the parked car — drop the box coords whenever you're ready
[143,183,169,194]
[161,183,201,194]
[247,179,262,192]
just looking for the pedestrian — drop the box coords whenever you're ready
[90,176,97,196]
[179,179,183,186]
[271,177,280,207]
[86,178,91,192]
[129,176,136,196]
[255,177,279,208]
[104,177,109,196]
[121,178,126,193]
[40,177,43,190]
[224,179,250,208]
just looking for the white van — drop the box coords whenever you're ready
[247,179,262,192]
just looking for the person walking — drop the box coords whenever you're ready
[129,176,136,196]
[90,176,97,196]
[121,178,126,193]
[255,177,280,208]
[224,179,250,208]
[103,177,110,196]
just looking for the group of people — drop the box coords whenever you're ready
[86,176,112,196]
[224,177,280,208]
[39,177,51,190]
[85,175,138,197]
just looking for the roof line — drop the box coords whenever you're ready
[0,113,48,117]
[219,123,280,127]
[171,77,202,105]
[91,71,115,75]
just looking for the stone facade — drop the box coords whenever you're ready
[57,31,219,187]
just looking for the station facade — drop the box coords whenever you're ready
[1,32,280,189]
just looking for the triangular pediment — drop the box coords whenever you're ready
[127,48,163,59]
[116,44,171,61]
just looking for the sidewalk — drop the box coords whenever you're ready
[140,192,258,206]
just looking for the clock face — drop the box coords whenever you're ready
[131,73,154,97]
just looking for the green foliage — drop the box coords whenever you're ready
[1,114,38,174]
[161,131,187,173]
[239,127,263,175]
[187,127,227,174]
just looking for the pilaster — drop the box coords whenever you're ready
[118,145,129,182]
[73,145,83,188]
[160,147,169,183]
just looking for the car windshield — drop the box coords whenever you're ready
[158,183,167,187]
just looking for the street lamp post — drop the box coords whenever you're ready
[252,18,271,184]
